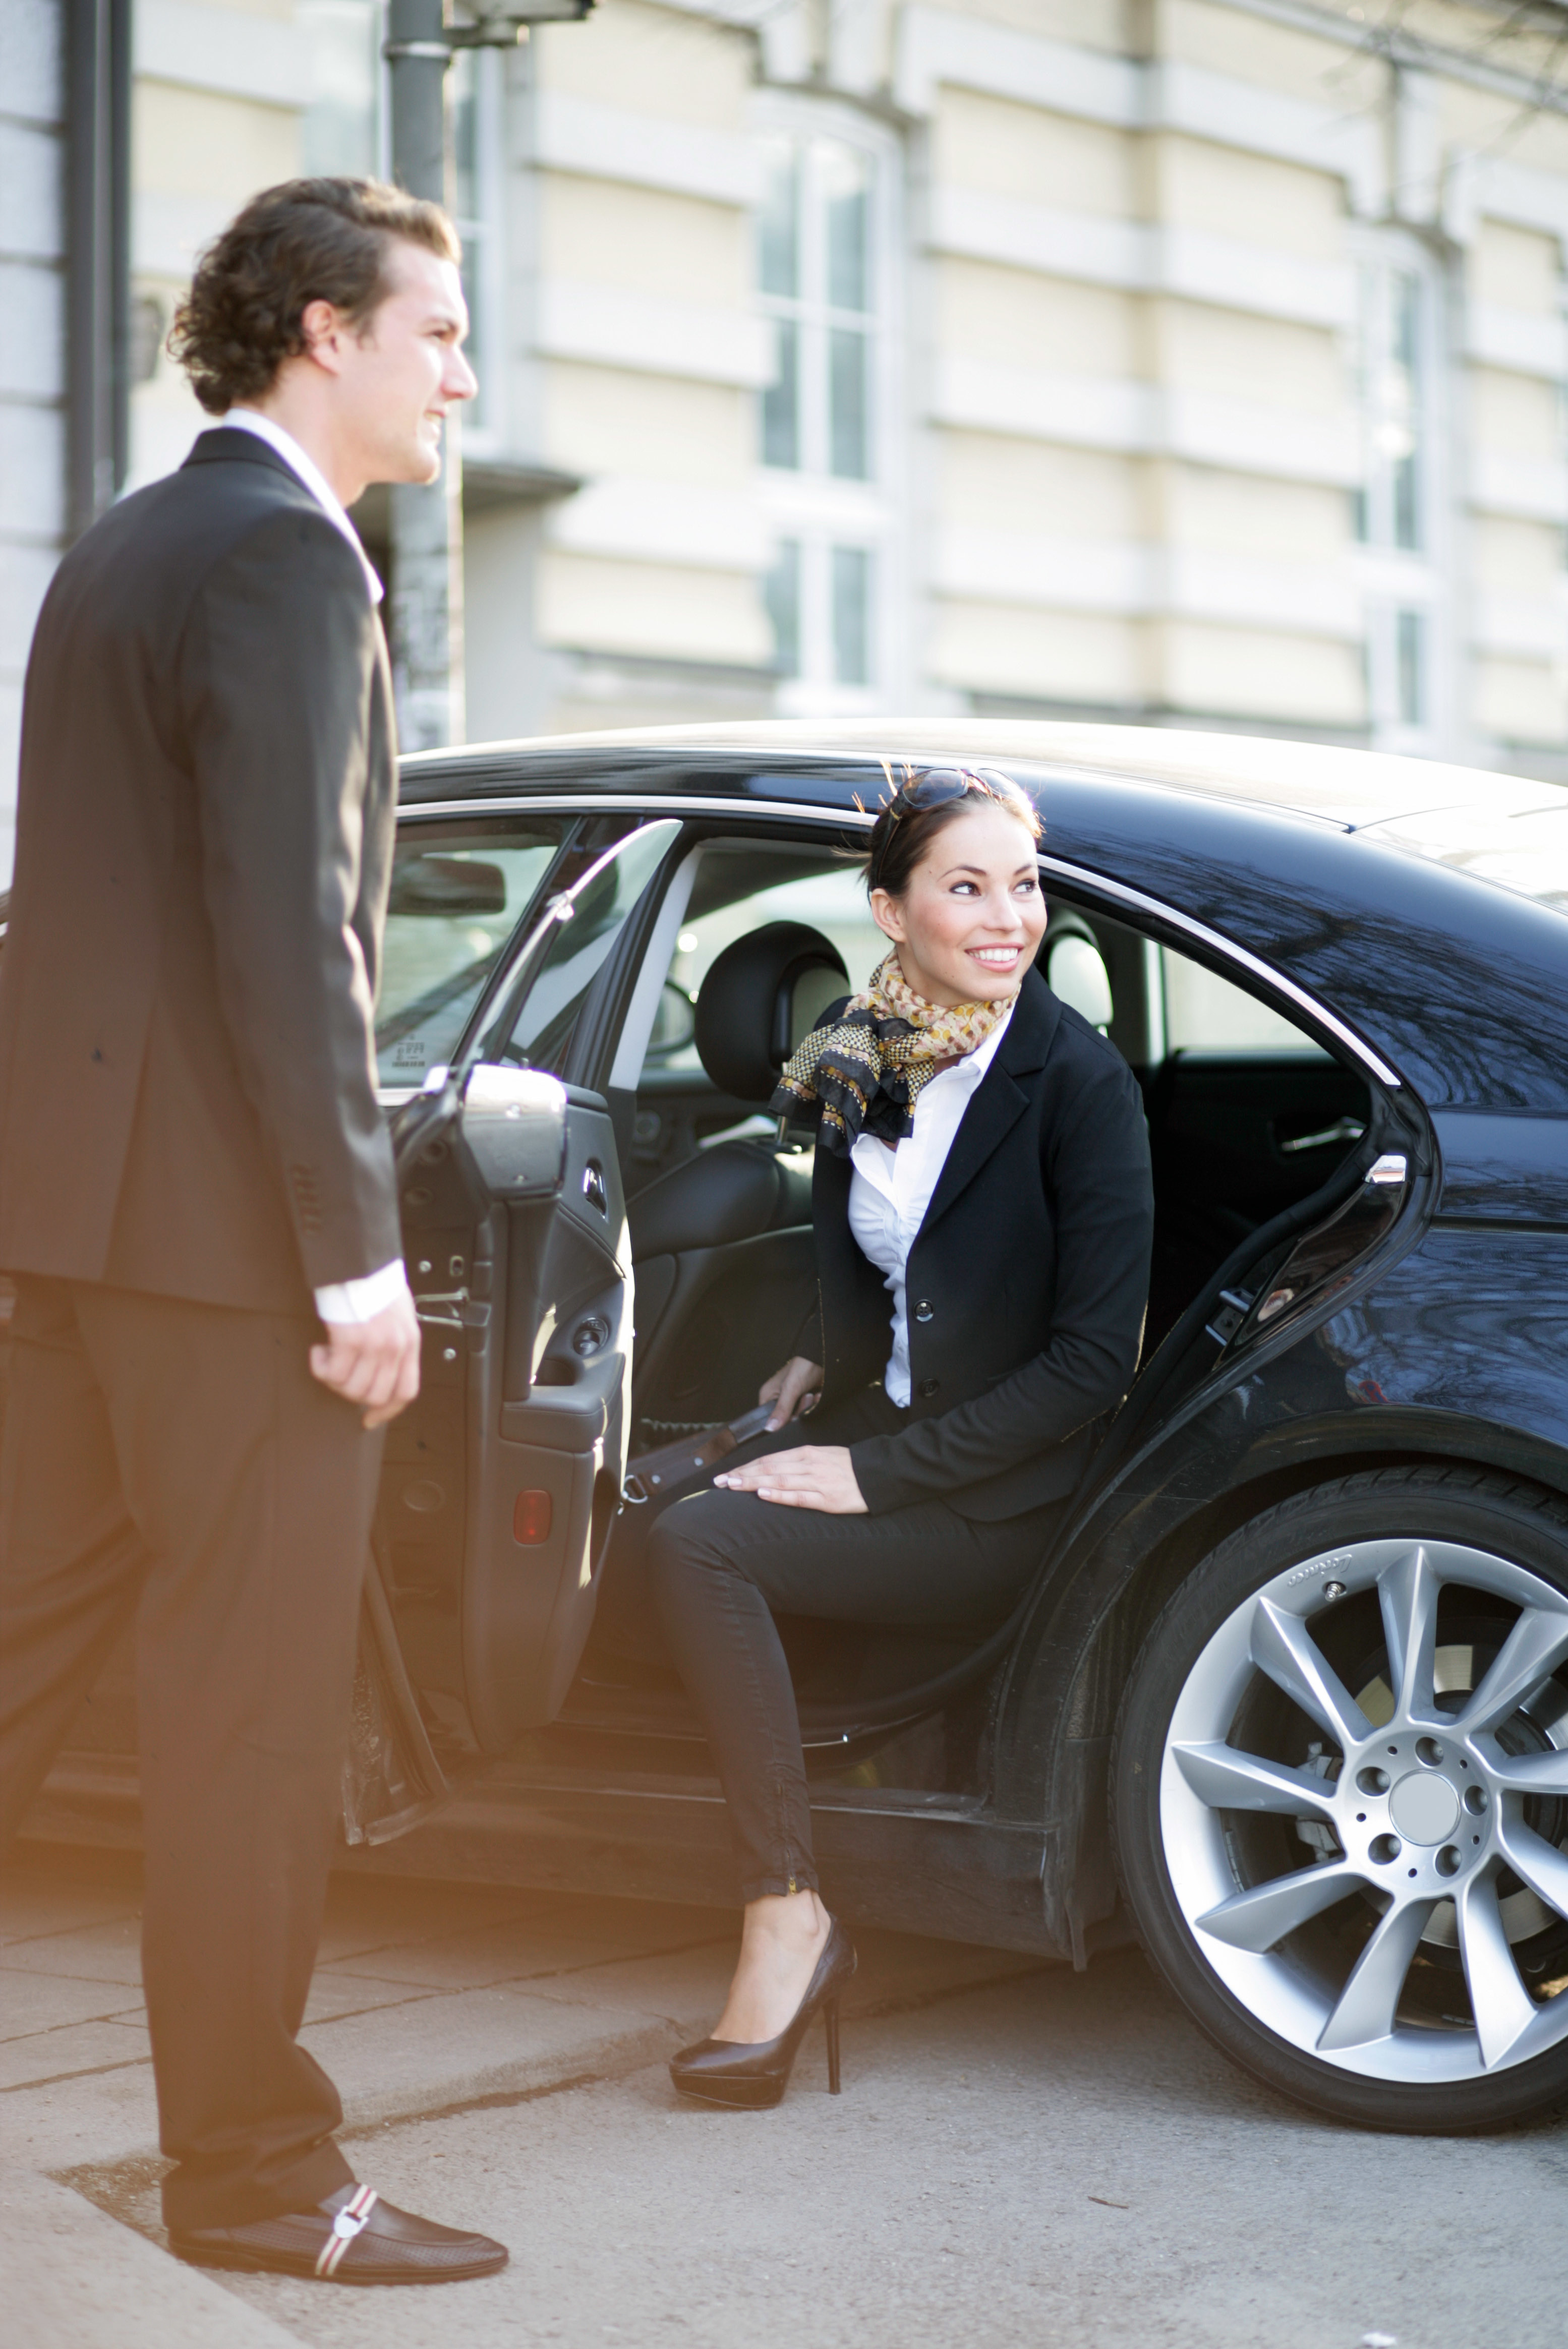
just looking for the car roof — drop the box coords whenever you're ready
[402,717,1555,834]
[405,720,1568,921]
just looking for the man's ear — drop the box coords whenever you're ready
[299,299,350,377]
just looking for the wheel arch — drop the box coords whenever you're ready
[998,1421,1568,1966]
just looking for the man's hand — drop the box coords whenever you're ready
[714,1445,865,1514]
[759,1356,824,1432]
[310,1291,422,1428]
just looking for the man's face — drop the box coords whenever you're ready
[336,242,477,487]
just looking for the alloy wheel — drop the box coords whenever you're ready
[1161,1537,1568,2082]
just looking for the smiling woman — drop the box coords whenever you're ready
[601,763,1155,2112]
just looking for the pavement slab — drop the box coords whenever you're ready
[0,1848,142,1950]
[0,1968,145,2038]
[321,1907,732,1993]
[7,2167,302,2349]
[0,2014,151,2096]
[0,1911,145,1985]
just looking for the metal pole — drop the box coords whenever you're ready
[67,0,130,540]
[386,0,464,749]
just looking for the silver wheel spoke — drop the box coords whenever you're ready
[1249,1599,1371,1751]
[1489,1747,1568,1798]
[1377,1544,1441,1721]
[1455,1608,1568,1737]
[1172,1741,1339,1817]
[1317,1896,1435,2052]
[1494,1821,1568,1925]
[1197,1858,1365,1953]
[1455,1873,1536,2068]
[1162,1533,1568,2086]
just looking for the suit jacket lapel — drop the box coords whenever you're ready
[917,969,1061,1239]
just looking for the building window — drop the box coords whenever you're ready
[763,537,876,688]
[759,136,875,483]
[449,48,501,446]
[754,105,900,711]
[832,545,870,685]
[1395,608,1424,727]
[298,0,383,179]
[763,540,801,677]
[1350,238,1447,752]
[1354,262,1428,553]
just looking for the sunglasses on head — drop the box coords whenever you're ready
[879,766,1034,819]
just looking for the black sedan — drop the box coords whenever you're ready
[11,720,1568,2137]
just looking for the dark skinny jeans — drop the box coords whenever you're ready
[640,1389,1063,1903]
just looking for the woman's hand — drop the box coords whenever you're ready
[759,1356,824,1432]
[713,1445,866,1514]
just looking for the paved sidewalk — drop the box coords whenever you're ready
[2,1838,1046,2345]
[10,1840,1566,2349]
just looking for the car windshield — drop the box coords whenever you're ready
[376,821,566,1091]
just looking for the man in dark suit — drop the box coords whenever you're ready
[0,179,506,2283]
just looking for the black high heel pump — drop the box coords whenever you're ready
[669,1917,857,2109]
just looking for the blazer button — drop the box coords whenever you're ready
[918,1377,939,1398]
[914,1300,934,1322]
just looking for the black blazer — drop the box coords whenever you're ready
[804,967,1154,1521]
[0,429,400,1313]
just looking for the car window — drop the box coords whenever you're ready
[644,855,885,1082]
[376,821,567,1092]
[484,819,683,1077]
[1158,946,1330,1058]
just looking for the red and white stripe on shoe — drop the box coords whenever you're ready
[315,2185,379,2278]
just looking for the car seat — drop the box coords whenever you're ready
[627,922,849,1433]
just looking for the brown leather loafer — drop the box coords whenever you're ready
[169,2182,508,2285]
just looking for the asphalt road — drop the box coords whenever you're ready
[94,1934,1568,2349]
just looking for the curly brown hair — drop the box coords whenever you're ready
[169,178,461,415]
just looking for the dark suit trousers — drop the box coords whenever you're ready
[0,1276,382,2229]
[633,1392,1064,1903]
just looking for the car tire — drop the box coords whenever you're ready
[1111,1465,1568,2133]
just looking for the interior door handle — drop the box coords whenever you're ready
[1276,1117,1366,1155]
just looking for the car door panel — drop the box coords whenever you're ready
[385,1070,632,1758]
[378,824,685,1766]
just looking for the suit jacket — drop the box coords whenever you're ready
[803,967,1154,1521]
[0,428,401,1313]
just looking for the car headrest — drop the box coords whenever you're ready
[694,922,851,1103]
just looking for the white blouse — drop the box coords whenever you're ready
[846,1003,1014,1407]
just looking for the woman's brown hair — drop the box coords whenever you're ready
[169,177,460,416]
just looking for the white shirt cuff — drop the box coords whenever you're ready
[314,1259,411,1326]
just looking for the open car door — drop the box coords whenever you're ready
[370,820,680,1785]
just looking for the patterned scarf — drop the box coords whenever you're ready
[770,952,1009,1155]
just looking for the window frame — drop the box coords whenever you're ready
[751,93,908,715]
[1348,229,1455,756]
[297,0,386,182]
[395,792,1405,1093]
[449,43,507,457]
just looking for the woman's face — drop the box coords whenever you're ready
[869,801,1046,1008]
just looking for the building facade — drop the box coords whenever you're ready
[1,0,70,888]
[4,0,1567,882]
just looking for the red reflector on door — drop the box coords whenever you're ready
[513,1489,553,1545]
